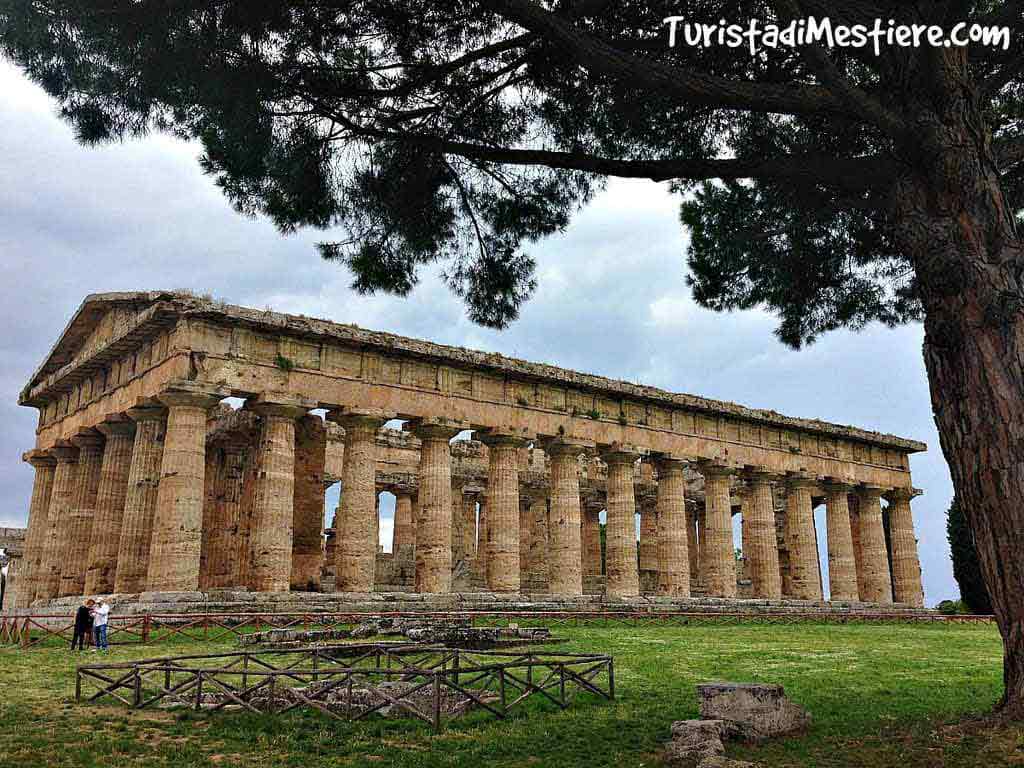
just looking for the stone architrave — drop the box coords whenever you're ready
[887,487,925,607]
[857,485,893,604]
[823,480,859,602]
[700,461,737,598]
[411,418,465,594]
[784,473,822,601]
[147,384,225,592]
[38,443,78,601]
[601,443,642,598]
[19,451,56,606]
[59,430,105,597]
[330,408,391,592]
[291,415,327,591]
[654,455,690,597]
[742,469,782,599]
[84,419,136,594]
[247,394,312,593]
[480,427,532,593]
[114,404,166,593]
[545,436,590,597]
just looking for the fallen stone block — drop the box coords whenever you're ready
[666,719,727,765]
[698,682,811,742]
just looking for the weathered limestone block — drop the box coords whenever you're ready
[887,488,924,607]
[19,451,56,606]
[331,408,390,592]
[412,419,464,594]
[148,385,224,592]
[783,474,822,601]
[700,462,736,599]
[742,471,781,599]
[59,430,104,597]
[114,406,165,593]
[665,720,727,765]
[292,415,327,591]
[655,456,690,597]
[697,682,811,742]
[85,419,135,594]
[481,428,532,593]
[602,444,641,598]
[824,482,858,601]
[857,486,893,604]
[546,439,588,596]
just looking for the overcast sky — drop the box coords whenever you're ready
[0,60,957,605]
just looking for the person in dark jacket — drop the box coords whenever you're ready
[72,599,95,651]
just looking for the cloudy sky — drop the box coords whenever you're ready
[0,60,956,605]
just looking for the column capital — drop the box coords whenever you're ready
[478,425,534,447]
[326,407,394,432]
[741,465,782,484]
[69,428,105,450]
[246,392,315,420]
[885,486,921,502]
[822,476,856,493]
[696,459,735,478]
[50,439,79,463]
[859,483,886,499]
[599,441,644,465]
[542,436,596,458]
[96,416,136,438]
[157,381,228,410]
[126,398,167,423]
[23,449,57,468]
[388,482,417,498]
[784,471,819,490]
[408,416,469,441]
[651,453,687,475]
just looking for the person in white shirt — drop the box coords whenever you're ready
[92,599,111,651]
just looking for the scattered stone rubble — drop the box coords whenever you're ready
[666,682,811,767]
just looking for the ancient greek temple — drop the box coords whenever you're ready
[14,292,927,609]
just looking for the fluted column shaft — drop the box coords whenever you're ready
[249,400,307,592]
[451,480,467,567]
[888,489,924,607]
[743,472,782,599]
[85,422,135,594]
[655,458,690,597]
[701,464,736,598]
[205,443,248,588]
[518,493,534,588]
[148,389,222,592]
[332,410,387,592]
[784,476,822,601]
[529,498,550,590]
[114,408,165,593]
[413,421,461,594]
[857,486,893,604]
[60,433,105,597]
[19,452,56,606]
[603,447,640,598]
[482,430,528,593]
[547,441,586,596]
[38,447,78,600]
[476,498,488,579]
[686,511,699,590]
[849,496,866,598]
[639,505,658,572]
[392,490,416,559]
[824,484,859,601]
[697,507,708,586]
[461,493,478,560]
[291,415,326,591]
[582,504,603,577]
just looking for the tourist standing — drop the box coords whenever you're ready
[71,599,94,651]
[92,598,111,651]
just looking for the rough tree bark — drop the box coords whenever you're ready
[893,51,1024,715]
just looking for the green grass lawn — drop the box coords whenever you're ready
[1,622,1020,767]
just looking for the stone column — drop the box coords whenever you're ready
[247,395,310,592]
[639,502,659,573]
[783,473,822,601]
[461,491,478,561]
[37,443,78,601]
[518,490,535,588]
[849,494,866,598]
[18,451,56,606]
[475,495,488,579]
[529,497,550,591]
[887,488,924,607]
[686,510,699,591]
[330,408,390,592]
[148,385,223,592]
[481,428,531,593]
[204,440,248,588]
[392,486,416,560]
[582,501,603,577]
[699,461,737,598]
[741,470,782,599]
[654,456,690,597]
[823,481,859,602]
[60,430,105,597]
[696,506,708,587]
[546,438,587,596]
[411,419,463,594]
[602,444,641,598]
[84,419,135,594]
[451,478,467,568]
[291,415,327,592]
[857,485,893,605]
[114,405,166,593]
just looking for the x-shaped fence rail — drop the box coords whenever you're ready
[75,643,615,730]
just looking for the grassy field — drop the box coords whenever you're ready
[0,622,1019,767]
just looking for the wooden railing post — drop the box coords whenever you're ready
[141,614,151,644]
